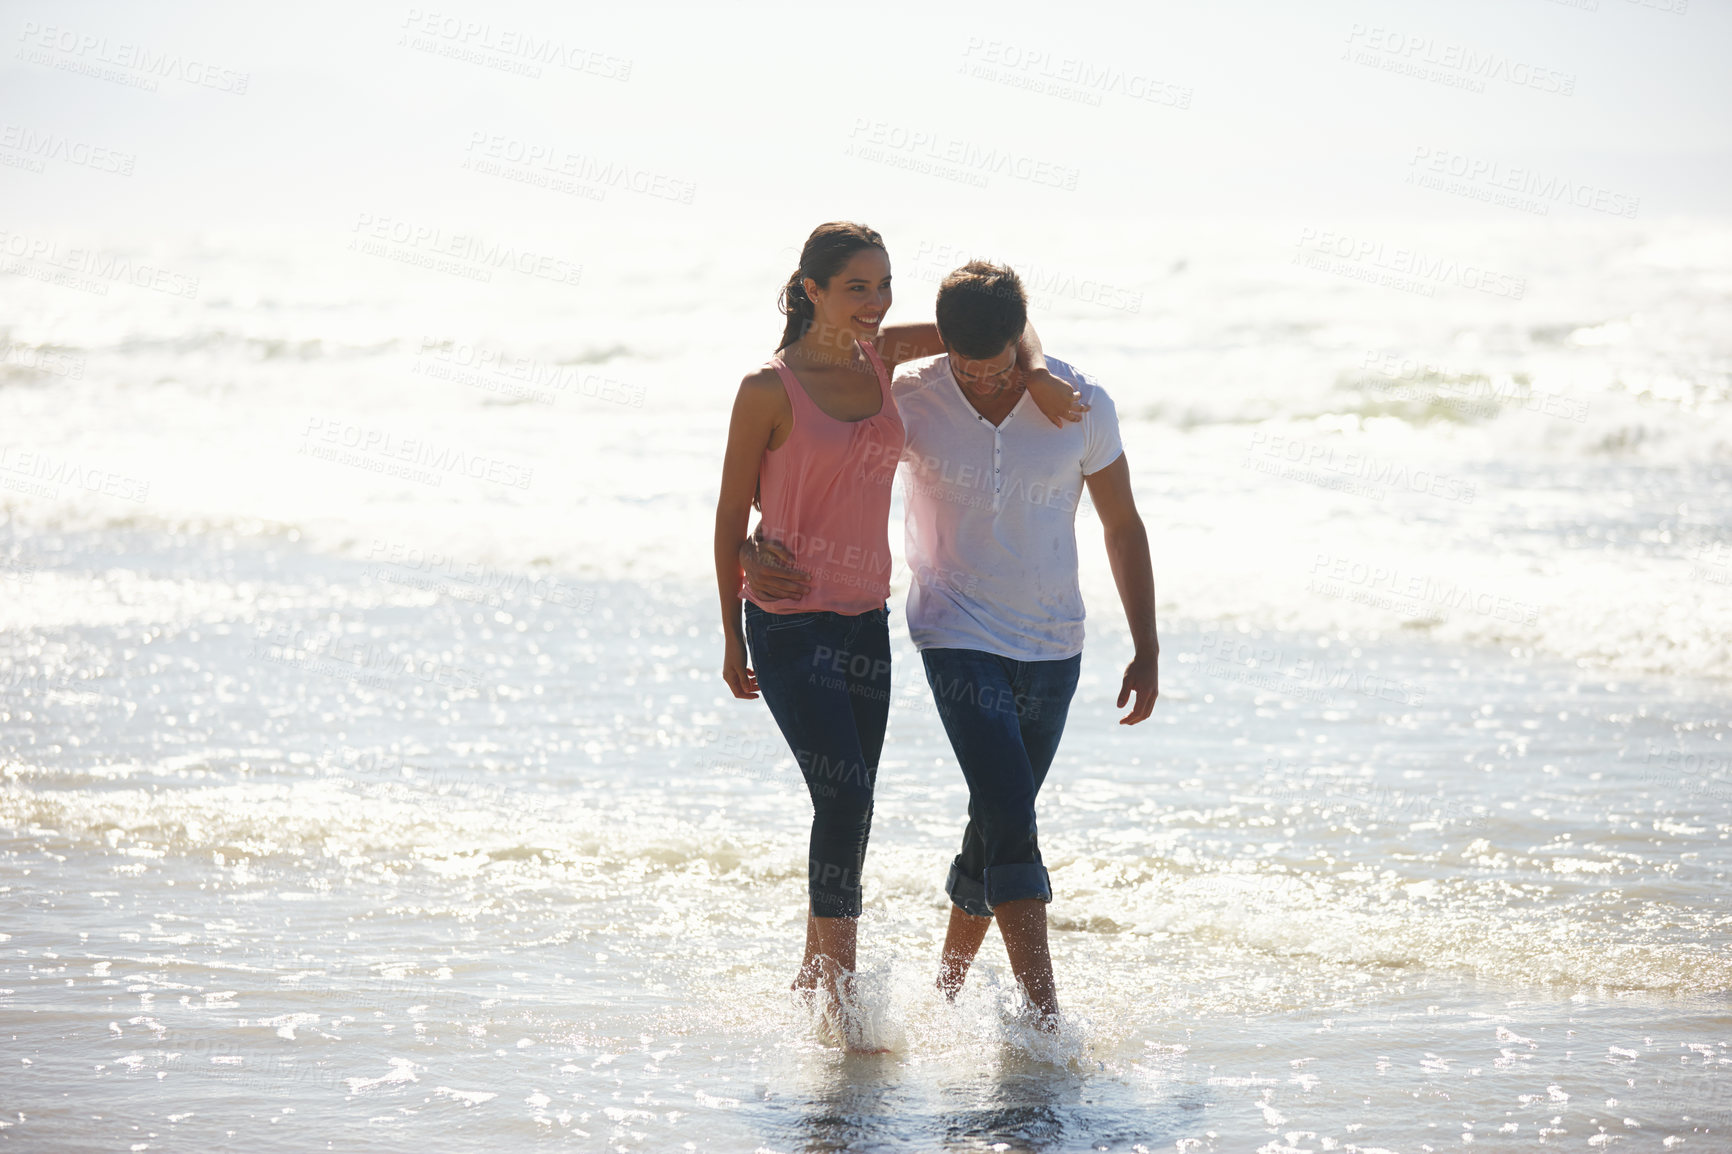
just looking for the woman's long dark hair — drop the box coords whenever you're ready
[777,222,886,350]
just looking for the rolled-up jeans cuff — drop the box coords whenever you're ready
[945,860,993,918]
[983,862,1052,909]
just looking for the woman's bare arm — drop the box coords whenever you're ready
[875,322,944,370]
[1017,323,1088,427]
[880,319,1083,425]
[715,370,786,699]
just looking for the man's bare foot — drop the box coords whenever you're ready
[936,960,968,1002]
[993,898,1058,1020]
[937,905,992,1003]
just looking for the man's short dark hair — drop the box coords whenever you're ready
[935,261,1027,359]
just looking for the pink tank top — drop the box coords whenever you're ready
[744,341,905,615]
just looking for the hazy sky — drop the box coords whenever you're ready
[2,0,1727,231]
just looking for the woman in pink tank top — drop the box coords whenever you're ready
[712,222,1083,1050]
[713,222,947,1049]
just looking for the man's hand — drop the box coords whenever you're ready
[1023,367,1090,428]
[739,537,812,601]
[1084,455,1159,724]
[1116,650,1159,724]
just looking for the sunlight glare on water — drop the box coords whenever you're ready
[3,3,1731,1140]
[2,515,1729,1149]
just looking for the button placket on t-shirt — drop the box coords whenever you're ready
[977,411,1008,512]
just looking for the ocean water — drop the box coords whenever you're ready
[3,215,1730,1151]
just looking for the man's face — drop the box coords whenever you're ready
[946,342,1019,399]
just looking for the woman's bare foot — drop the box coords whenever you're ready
[790,913,885,1051]
[818,972,889,1054]
[790,914,822,998]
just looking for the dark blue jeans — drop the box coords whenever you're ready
[921,647,1082,917]
[744,602,891,919]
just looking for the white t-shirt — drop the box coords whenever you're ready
[894,354,1123,660]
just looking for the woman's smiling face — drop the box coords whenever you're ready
[805,247,892,341]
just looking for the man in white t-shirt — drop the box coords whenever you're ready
[744,262,1159,1026]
